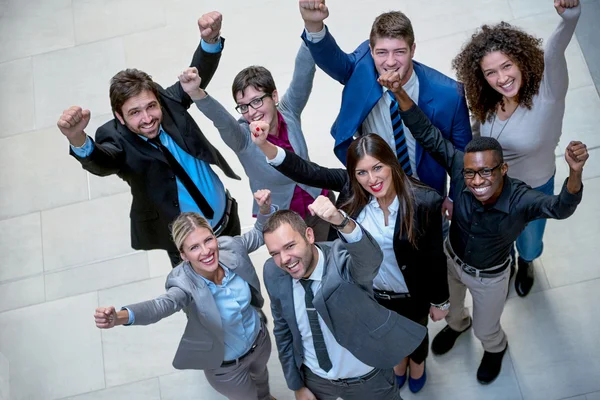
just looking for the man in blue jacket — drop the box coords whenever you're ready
[298,0,472,220]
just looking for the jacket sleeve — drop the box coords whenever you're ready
[419,192,449,305]
[264,265,305,391]
[234,205,278,254]
[340,225,384,288]
[447,86,472,199]
[124,286,191,326]
[279,42,316,117]
[274,149,349,192]
[522,178,583,222]
[301,27,359,85]
[194,95,251,153]
[69,127,124,177]
[163,38,224,108]
[400,103,464,179]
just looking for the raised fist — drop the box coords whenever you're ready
[377,71,404,94]
[307,195,344,225]
[198,11,222,42]
[57,106,91,146]
[299,0,329,31]
[554,0,579,15]
[94,306,118,329]
[178,67,205,100]
[565,141,588,172]
[254,189,272,214]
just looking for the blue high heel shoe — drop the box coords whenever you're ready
[395,373,407,389]
[408,361,427,393]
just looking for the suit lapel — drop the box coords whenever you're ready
[160,106,193,155]
[413,62,436,169]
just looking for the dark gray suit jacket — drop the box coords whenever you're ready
[124,210,270,370]
[263,226,427,390]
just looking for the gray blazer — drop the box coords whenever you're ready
[264,226,428,390]
[124,211,271,370]
[195,43,322,215]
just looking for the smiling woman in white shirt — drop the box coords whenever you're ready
[93,190,277,400]
[251,131,450,394]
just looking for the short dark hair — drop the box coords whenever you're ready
[369,11,415,48]
[109,69,159,117]
[263,210,307,238]
[232,66,276,100]
[465,136,504,163]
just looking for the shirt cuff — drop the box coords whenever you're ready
[339,221,362,243]
[304,26,326,43]
[121,307,135,326]
[70,136,94,157]
[201,39,223,53]
[266,146,286,166]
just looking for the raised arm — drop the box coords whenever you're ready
[233,190,277,254]
[299,0,358,84]
[58,106,124,176]
[249,120,349,191]
[279,42,317,116]
[94,286,190,329]
[307,196,383,287]
[163,12,224,106]
[542,1,581,98]
[522,140,587,221]
[379,72,465,177]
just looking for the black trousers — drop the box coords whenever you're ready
[167,198,241,267]
[375,296,429,364]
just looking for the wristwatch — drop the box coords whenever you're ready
[331,210,350,231]
[432,301,451,311]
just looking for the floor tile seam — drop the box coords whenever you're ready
[72,18,168,50]
[546,275,600,291]
[506,345,526,400]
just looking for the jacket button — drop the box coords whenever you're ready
[170,175,176,180]
[401,265,407,270]
[173,201,179,208]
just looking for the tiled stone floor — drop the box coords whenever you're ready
[0,0,599,399]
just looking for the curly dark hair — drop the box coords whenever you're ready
[452,22,544,123]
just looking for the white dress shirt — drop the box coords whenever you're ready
[355,196,409,293]
[293,235,374,380]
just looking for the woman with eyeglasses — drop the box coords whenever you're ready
[452,0,581,297]
[250,128,449,394]
[177,42,334,241]
[94,190,277,400]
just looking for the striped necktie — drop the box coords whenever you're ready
[387,90,413,176]
[299,279,332,372]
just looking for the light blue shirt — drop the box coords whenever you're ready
[70,38,226,225]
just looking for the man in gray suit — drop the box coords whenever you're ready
[262,195,427,400]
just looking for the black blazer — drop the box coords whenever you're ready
[70,39,240,253]
[273,150,449,315]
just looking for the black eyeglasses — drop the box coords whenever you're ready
[462,164,503,179]
[235,93,272,114]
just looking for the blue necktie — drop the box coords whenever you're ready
[387,90,413,176]
[300,279,332,372]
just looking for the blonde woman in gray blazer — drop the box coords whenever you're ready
[94,190,276,400]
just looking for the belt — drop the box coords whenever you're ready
[328,368,380,386]
[374,289,411,300]
[213,190,234,237]
[444,239,511,278]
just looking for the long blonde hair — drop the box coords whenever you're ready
[171,212,213,252]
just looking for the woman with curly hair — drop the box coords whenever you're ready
[452,0,581,297]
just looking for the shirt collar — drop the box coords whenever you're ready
[295,246,325,283]
[368,195,399,213]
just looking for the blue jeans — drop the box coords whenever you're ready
[516,175,555,262]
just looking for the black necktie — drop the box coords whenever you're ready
[150,136,214,219]
[299,279,332,372]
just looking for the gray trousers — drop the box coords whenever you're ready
[204,323,272,400]
[445,249,510,353]
[302,366,401,400]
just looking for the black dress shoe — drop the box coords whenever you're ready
[477,345,507,384]
[515,257,534,297]
[431,319,472,355]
